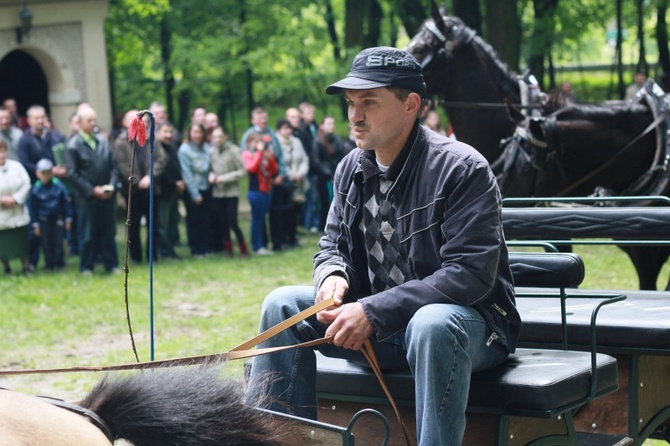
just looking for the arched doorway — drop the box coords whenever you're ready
[0,50,49,116]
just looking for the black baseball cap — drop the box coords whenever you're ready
[326,47,427,98]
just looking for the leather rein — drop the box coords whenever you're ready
[0,297,415,445]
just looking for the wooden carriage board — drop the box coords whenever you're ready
[316,399,582,446]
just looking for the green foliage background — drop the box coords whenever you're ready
[105,0,668,139]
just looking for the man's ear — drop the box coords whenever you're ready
[406,93,423,115]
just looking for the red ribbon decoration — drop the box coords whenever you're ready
[128,116,147,146]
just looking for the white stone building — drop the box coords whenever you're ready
[0,0,112,133]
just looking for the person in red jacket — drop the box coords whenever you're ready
[242,132,278,255]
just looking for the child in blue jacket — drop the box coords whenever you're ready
[29,158,72,271]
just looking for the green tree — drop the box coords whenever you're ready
[104,0,667,135]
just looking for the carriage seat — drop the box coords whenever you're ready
[315,251,622,445]
[316,348,618,415]
[516,290,670,352]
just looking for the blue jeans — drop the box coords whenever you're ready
[246,285,510,446]
[39,216,66,269]
[247,190,271,251]
[302,174,320,230]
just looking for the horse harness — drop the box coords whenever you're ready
[498,80,670,200]
[0,387,115,443]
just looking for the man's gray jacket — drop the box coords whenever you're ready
[314,122,521,353]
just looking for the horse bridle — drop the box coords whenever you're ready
[37,394,115,443]
[493,118,559,196]
[419,21,449,70]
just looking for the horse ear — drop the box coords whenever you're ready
[505,101,525,124]
[430,1,445,24]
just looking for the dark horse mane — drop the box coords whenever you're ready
[449,18,520,101]
[80,365,292,446]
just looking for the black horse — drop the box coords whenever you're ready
[405,2,546,163]
[497,81,670,290]
[0,365,295,445]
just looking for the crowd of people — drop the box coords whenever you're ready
[3,96,417,275]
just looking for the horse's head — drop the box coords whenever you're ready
[494,116,559,197]
[405,2,475,96]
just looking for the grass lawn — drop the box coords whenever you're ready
[1,218,668,445]
[0,215,319,398]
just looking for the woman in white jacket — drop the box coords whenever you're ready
[0,139,32,274]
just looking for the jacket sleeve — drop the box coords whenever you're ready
[150,143,168,178]
[178,144,201,201]
[270,134,286,177]
[311,140,327,176]
[17,136,37,176]
[294,139,310,178]
[113,138,132,182]
[104,139,120,189]
[59,183,73,222]
[242,150,263,174]
[266,155,279,177]
[28,186,39,226]
[313,157,362,295]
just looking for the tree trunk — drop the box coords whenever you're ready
[107,52,116,118]
[177,89,189,133]
[547,52,556,91]
[345,0,363,49]
[529,0,559,91]
[365,0,383,48]
[616,0,625,99]
[326,0,342,60]
[159,15,175,123]
[239,0,254,116]
[453,0,482,35]
[657,0,670,90]
[484,0,520,71]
